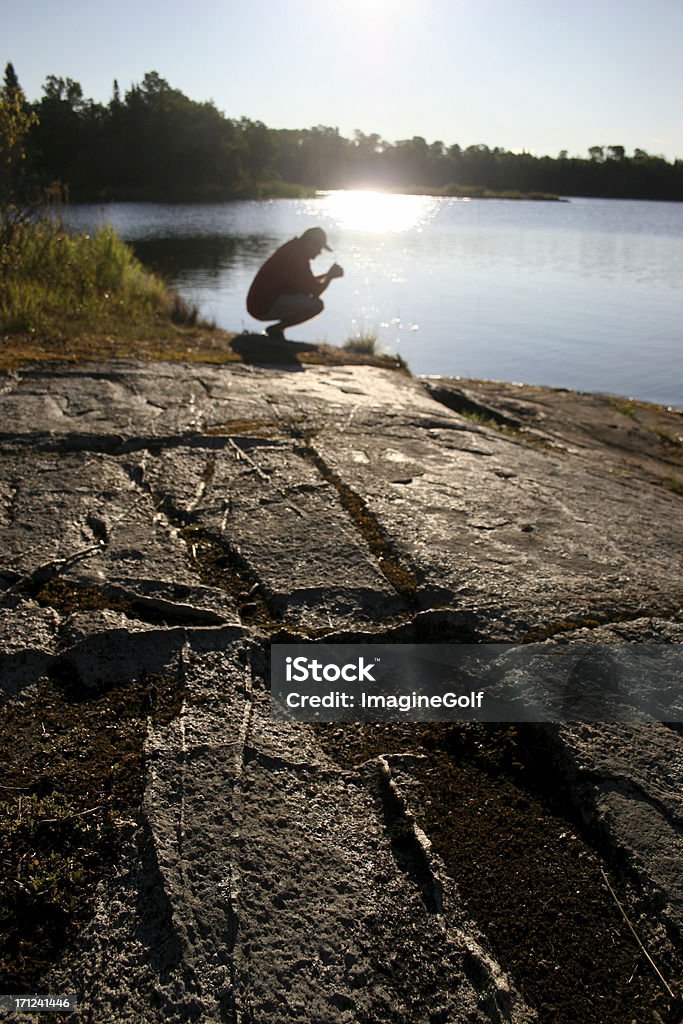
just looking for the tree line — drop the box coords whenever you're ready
[2,63,682,203]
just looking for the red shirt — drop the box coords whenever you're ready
[247,237,324,318]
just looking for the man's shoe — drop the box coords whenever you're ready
[265,325,287,342]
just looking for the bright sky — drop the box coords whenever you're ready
[4,0,683,161]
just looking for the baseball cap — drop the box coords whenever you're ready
[301,226,332,251]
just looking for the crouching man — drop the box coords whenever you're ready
[246,226,343,341]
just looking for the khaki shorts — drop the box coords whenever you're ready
[263,294,323,321]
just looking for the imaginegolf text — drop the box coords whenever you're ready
[285,690,486,711]
[363,691,485,711]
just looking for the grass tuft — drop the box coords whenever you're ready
[343,331,379,355]
[608,398,636,418]
[342,332,409,371]
[664,474,683,496]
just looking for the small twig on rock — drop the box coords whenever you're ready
[227,437,270,481]
[40,805,104,825]
[226,436,304,518]
[600,867,676,1000]
[0,541,106,600]
[0,495,146,602]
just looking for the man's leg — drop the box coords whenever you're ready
[263,295,324,339]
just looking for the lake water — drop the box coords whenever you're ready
[63,193,683,407]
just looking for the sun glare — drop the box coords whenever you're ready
[313,190,439,234]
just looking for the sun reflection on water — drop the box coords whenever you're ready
[311,190,440,234]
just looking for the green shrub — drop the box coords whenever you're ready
[0,215,193,338]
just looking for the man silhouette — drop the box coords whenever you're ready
[246,227,343,341]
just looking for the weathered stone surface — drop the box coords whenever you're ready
[537,721,683,936]
[0,450,198,587]
[44,641,535,1023]
[0,601,60,693]
[3,360,679,640]
[141,442,406,630]
[46,643,249,1024]
[1,359,681,1020]
[312,390,681,638]
[236,699,533,1023]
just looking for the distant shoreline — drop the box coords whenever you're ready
[64,183,565,204]
[62,184,683,205]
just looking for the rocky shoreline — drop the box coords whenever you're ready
[0,359,681,1022]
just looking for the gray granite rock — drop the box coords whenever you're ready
[1,359,681,1020]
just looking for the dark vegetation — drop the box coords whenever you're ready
[3,63,683,203]
[0,662,182,990]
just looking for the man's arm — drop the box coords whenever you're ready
[314,263,344,294]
